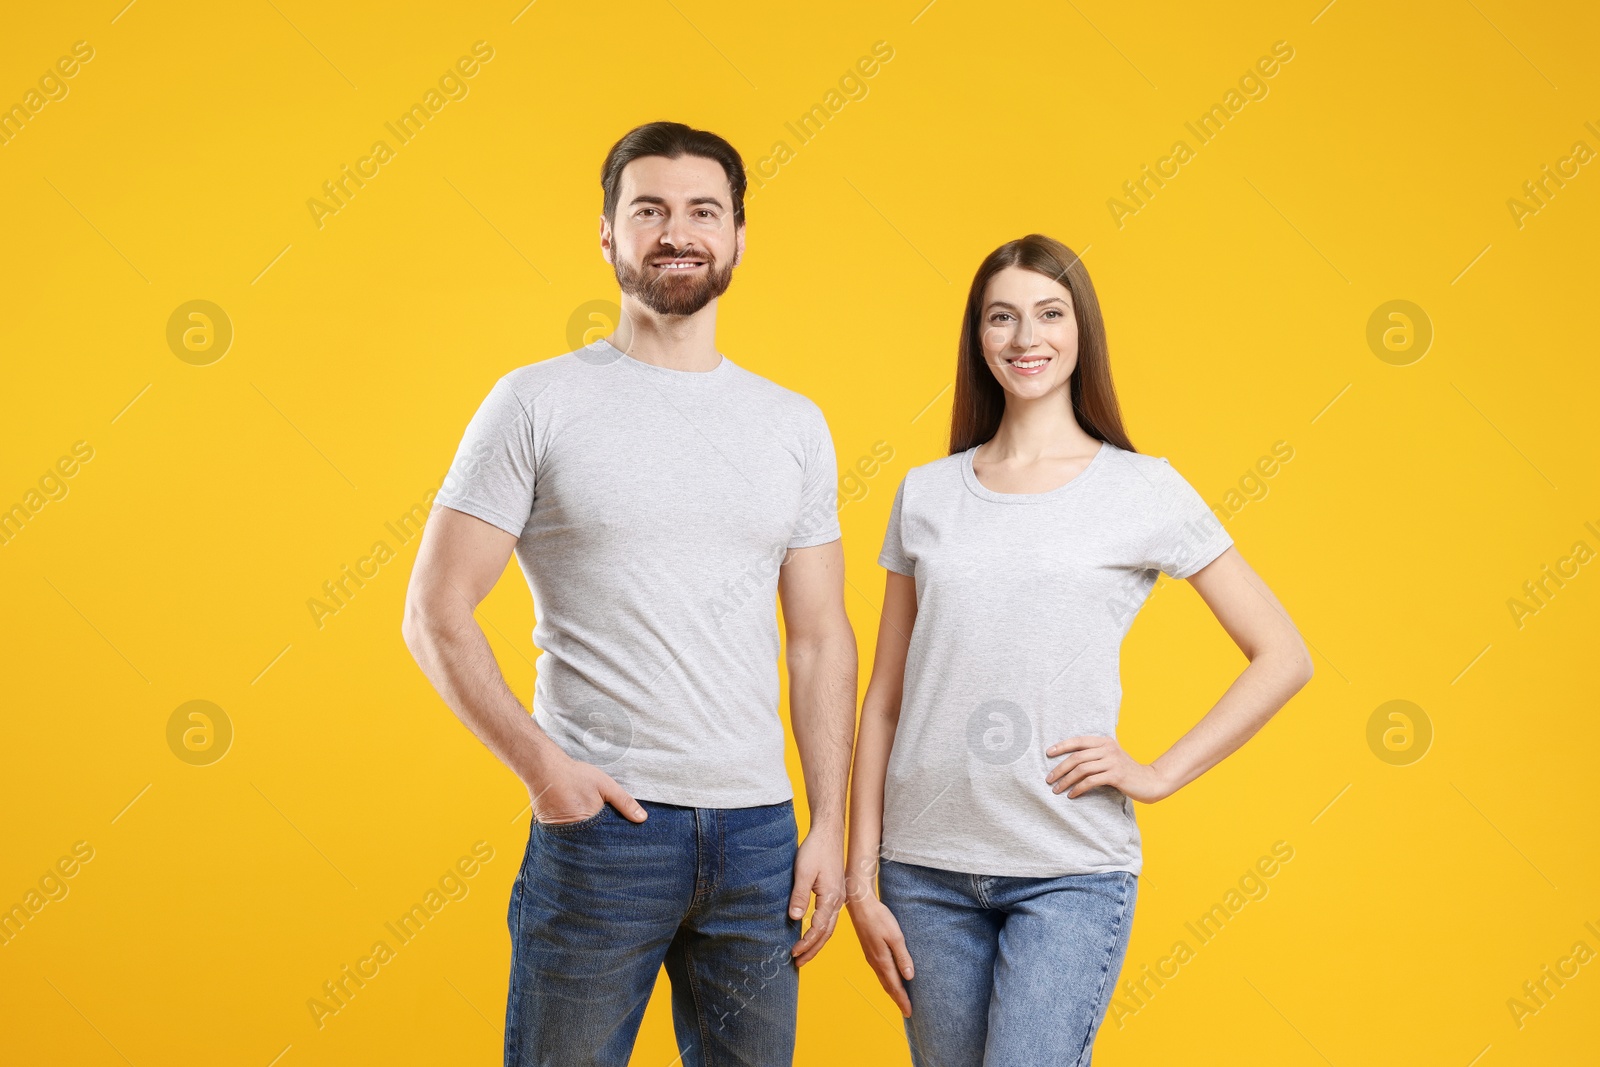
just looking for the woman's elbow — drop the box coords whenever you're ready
[1288,638,1314,689]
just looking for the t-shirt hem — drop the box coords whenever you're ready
[787,527,842,550]
[880,845,1141,879]
[433,494,527,539]
[1168,535,1233,580]
[877,552,914,575]
[627,782,797,809]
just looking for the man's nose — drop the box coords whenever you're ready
[660,218,695,255]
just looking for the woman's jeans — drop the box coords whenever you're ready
[878,858,1137,1067]
[504,799,802,1067]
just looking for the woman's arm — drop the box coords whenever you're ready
[1046,546,1314,802]
[845,570,918,898]
[845,569,919,1015]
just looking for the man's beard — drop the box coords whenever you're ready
[614,248,736,317]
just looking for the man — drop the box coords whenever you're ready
[401,121,857,1067]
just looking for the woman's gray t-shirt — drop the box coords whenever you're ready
[877,440,1232,877]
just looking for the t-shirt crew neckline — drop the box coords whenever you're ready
[960,438,1113,504]
[592,339,732,382]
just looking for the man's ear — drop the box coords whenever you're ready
[732,222,746,268]
[599,213,614,265]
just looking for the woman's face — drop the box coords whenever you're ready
[979,265,1079,401]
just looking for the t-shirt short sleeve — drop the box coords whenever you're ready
[877,476,915,575]
[787,403,842,549]
[433,374,538,538]
[1146,457,1232,579]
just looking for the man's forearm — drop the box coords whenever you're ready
[787,630,858,833]
[402,600,563,786]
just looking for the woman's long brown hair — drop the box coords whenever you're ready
[949,234,1137,456]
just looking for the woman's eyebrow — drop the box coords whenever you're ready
[985,296,1070,311]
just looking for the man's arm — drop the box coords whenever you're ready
[777,537,858,966]
[400,504,647,824]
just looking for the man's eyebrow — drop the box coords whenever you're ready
[627,194,727,209]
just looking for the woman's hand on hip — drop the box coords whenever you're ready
[1045,735,1174,804]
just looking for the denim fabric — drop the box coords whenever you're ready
[504,799,802,1066]
[878,858,1137,1067]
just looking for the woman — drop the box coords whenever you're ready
[845,234,1313,1066]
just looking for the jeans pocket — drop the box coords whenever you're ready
[537,804,610,834]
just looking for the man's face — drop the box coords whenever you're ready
[602,154,744,317]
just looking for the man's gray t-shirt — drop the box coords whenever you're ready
[877,440,1232,877]
[434,339,841,808]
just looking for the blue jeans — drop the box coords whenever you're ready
[878,858,1137,1067]
[503,799,802,1066]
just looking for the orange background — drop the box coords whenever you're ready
[2,1,1597,1064]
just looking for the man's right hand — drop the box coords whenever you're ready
[525,751,649,825]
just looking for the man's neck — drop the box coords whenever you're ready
[607,300,721,371]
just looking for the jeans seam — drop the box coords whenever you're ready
[504,829,534,1065]
[689,808,710,913]
[536,805,608,834]
[1071,873,1134,1067]
[715,807,726,899]
[681,937,716,1067]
